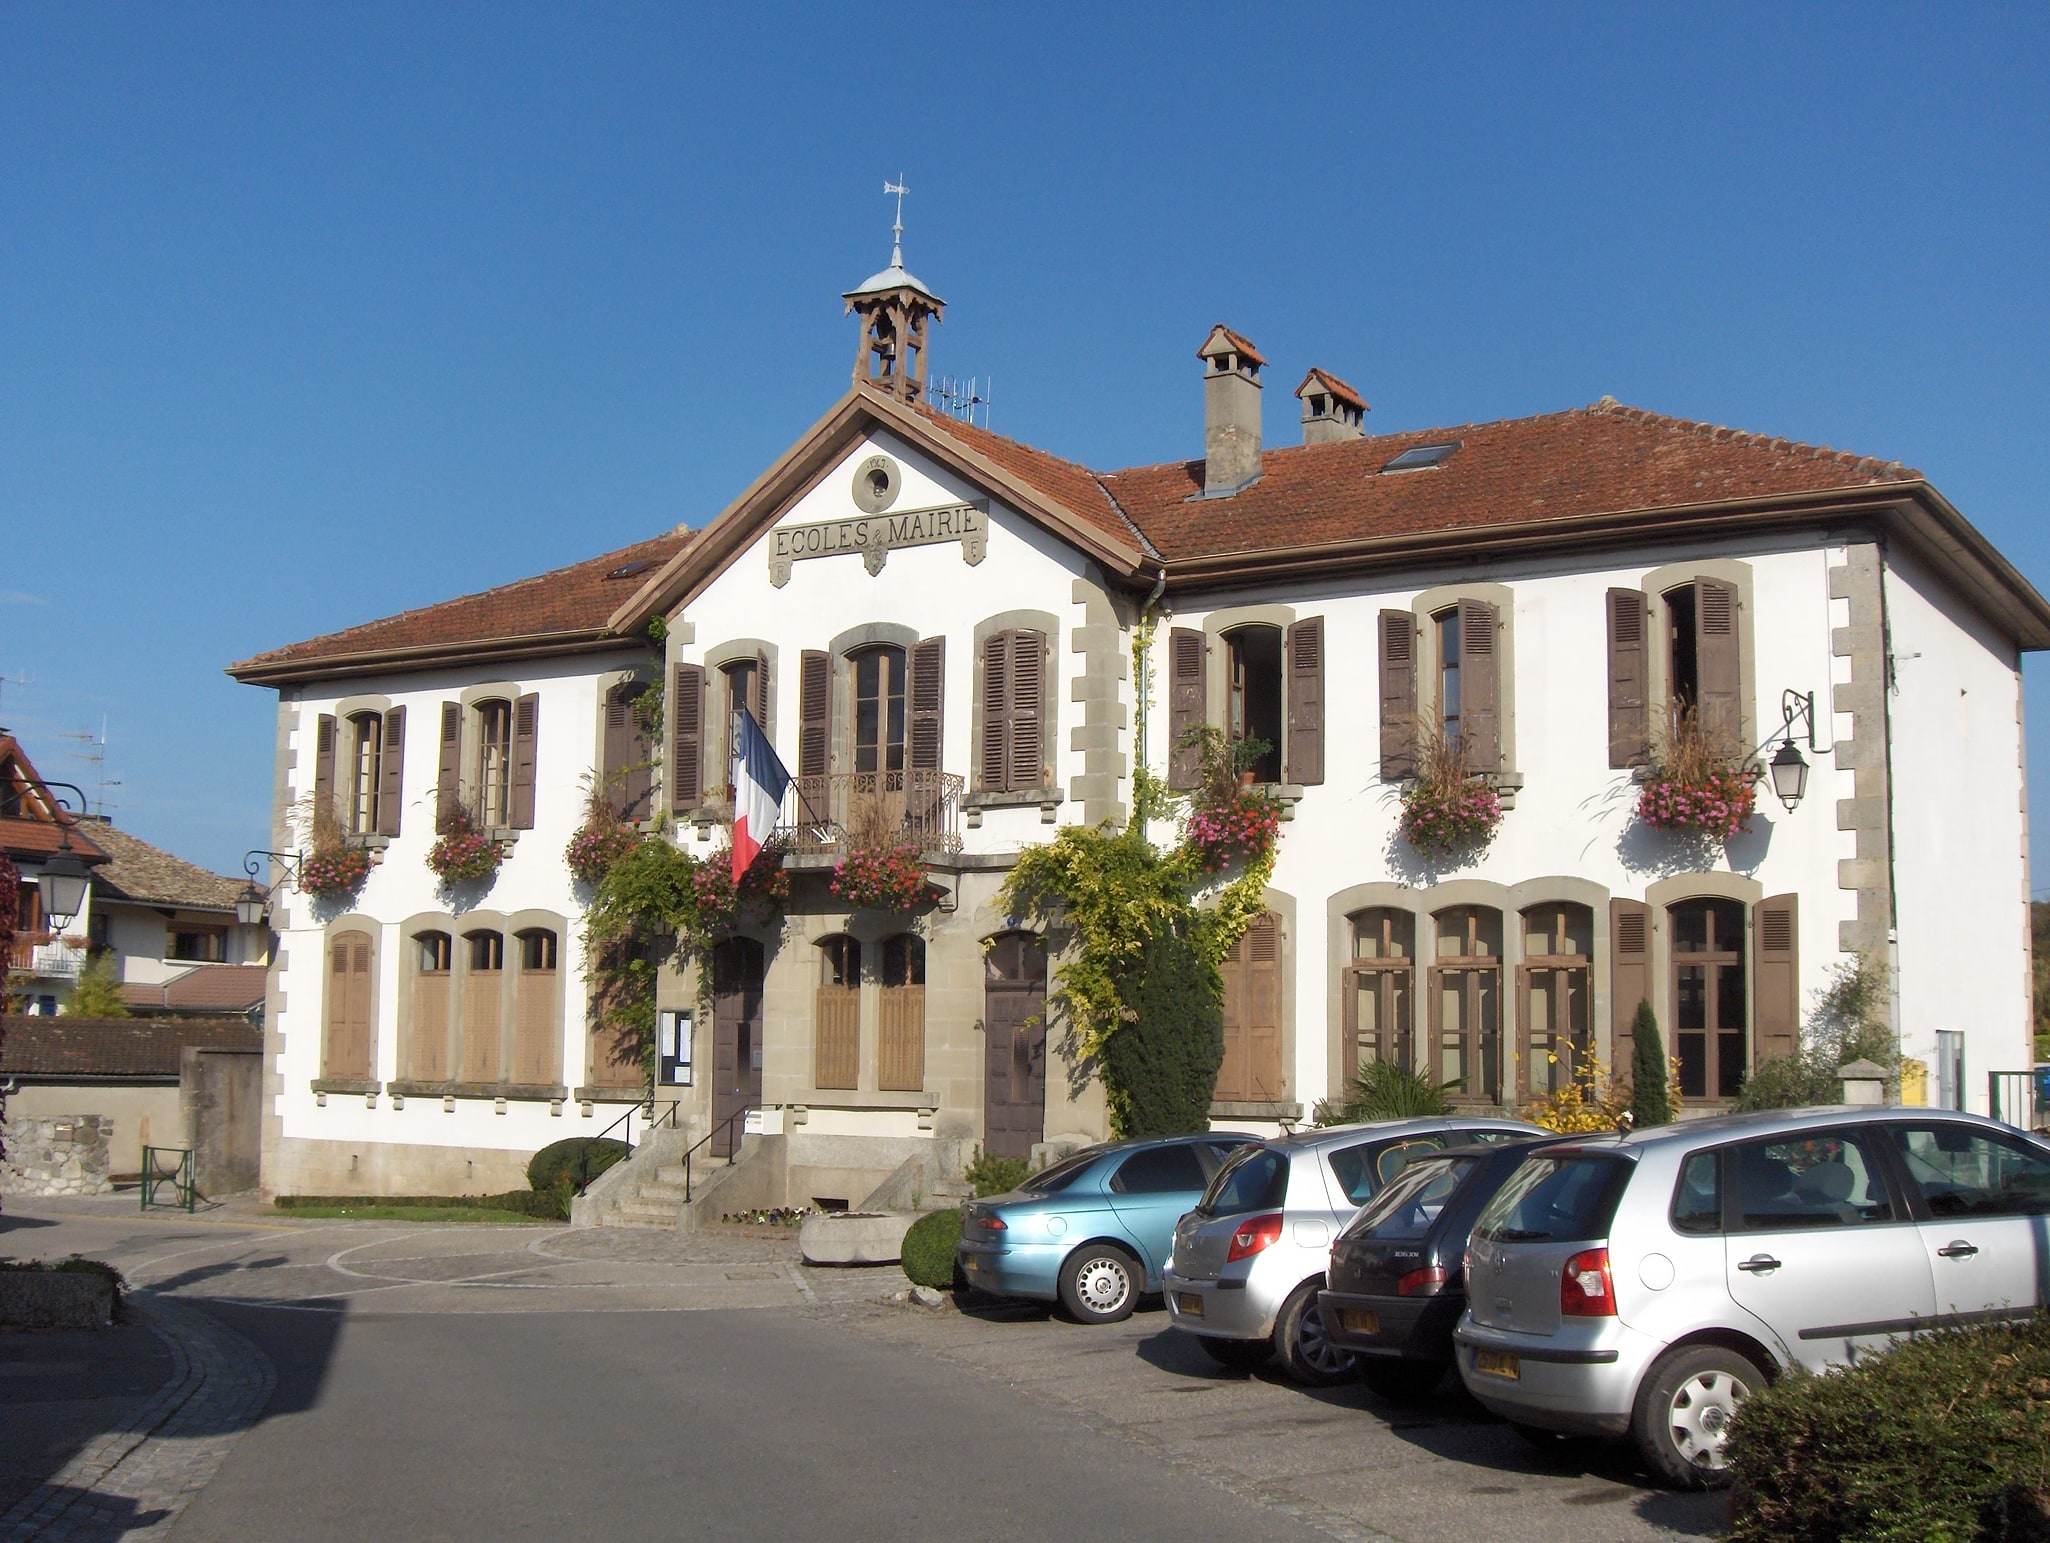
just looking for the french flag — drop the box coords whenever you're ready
[730,706,793,883]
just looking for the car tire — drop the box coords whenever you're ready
[1197,1336,1272,1370]
[1057,1243,1140,1324]
[1631,1344,1764,1490]
[1359,1360,1444,1401]
[1273,1282,1357,1386]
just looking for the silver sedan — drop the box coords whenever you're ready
[1164,1117,1542,1383]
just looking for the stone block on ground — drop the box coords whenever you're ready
[798,1210,917,1266]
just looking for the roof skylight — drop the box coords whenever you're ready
[1380,441,1462,473]
[607,559,654,580]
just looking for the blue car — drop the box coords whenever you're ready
[956,1133,1256,1323]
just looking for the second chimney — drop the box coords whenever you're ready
[1198,324,1264,495]
[1295,368,1368,445]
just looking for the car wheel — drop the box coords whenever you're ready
[1273,1282,1357,1386]
[1631,1344,1763,1490]
[1057,1243,1140,1324]
[1359,1360,1444,1401]
[1198,1336,1272,1370]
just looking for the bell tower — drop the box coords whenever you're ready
[844,178,945,403]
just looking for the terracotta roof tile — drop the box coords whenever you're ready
[119,964,269,1016]
[78,819,251,912]
[909,405,1151,552]
[0,735,108,865]
[1294,369,1367,412]
[0,1015,262,1078]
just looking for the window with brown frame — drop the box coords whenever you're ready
[602,682,655,822]
[1430,906,1501,1104]
[815,935,860,1091]
[1672,898,1747,1101]
[851,647,907,776]
[1224,626,1283,784]
[512,928,559,1085]
[879,934,925,1092]
[1517,903,1593,1102]
[1344,908,1415,1076]
[168,928,226,963]
[346,711,382,836]
[720,659,762,797]
[476,701,513,828]
[461,930,504,1083]
[409,931,453,1080]
[980,629,1047,793]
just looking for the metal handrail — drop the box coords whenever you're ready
[589,1097,680,1153]
[682,1105,755,1203]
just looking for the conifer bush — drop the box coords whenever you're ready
[1629,1000,1673,1128]
[1102,927,1225,1138]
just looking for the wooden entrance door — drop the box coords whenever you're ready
[982,932,1047,1160]
[1216,912,1284,1105]
[712,937,765,1157]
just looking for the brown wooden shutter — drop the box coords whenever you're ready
[618,686,654,823]
[1753,894,1799,1066]
[509,693,539,829]
[1696,577,1742,757]
[1378,610,1417,780]
[1458,598,1501,772]
[980,631,1012,792]
[314,714,337,814]
[1010,629,1045,790]
[1610,899,1652,1040]
[328,933,373,1080]
[670,664,705,812]
[376,707,405,837]
[436,703,462,824]
[1247,913,1284,1102]
[750,650,770,727]
[909,637,945,772]
[1285,616,1324,786]
[798,651,829,780]
[1607,587,1650,768]
[602,685,630,814]
[1167,627,1205,789]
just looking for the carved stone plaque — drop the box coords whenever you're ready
[768,500,988,587]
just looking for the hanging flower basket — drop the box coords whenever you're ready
[1398,776,1503,858]
[1636,766,1757,842]
[299,842,371,900]
[1184,788,1282,873]
[692,841,792,926]
[566,820,641,887]
[427,806,502,886]
[831,838,928,912]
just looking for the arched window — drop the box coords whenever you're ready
[1517,904,1593,1102]
[409,930,453,1081]
[1430,906,1501,1104]
[879,935,926,1092]
[324,930,375,1081]
[346,712,383,836]
[1223,625,1283,784]
[461,930,504,1082]
[721,657,767,796]
[815,935,861,1090]
[851,646,906,776]
[1672,898,1747,1101]
[475,700,513,828]
[1345,909,1415,1076]
[512,929,560,1085]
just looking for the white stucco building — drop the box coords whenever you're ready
[230,249,2049,1205]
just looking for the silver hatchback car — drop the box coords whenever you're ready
[1164,1117,1542,1383]
[1456,1105,2050,1489]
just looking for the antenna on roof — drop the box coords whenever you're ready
[60,719,120,818]
[929,374,991,431]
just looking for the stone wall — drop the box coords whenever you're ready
[1,1114,114,1197]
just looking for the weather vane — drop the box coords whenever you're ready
[884,175,908,267]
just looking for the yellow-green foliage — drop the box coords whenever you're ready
[68,953,131,1018]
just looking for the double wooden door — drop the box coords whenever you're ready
[712,938,765,1157]
[1216,913,1284,1105]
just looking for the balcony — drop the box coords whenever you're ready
[781,770,964,858]
[9,937,85,979]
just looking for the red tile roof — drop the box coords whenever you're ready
[119,964,269,1016]
[0,1015,262,1078]
[909,404,1154,552]
[77,819,251,912]
[0,735,108,866]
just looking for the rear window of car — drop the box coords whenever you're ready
[1020,1148,1105,1194]
[1197,1145,1289,1216]
[1471,1152,1632,1245]
[1339,1154,1480,1242]
[1327,1135,1447,1206]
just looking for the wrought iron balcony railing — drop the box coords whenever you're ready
[780,770,964,857]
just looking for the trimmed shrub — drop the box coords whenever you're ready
[525,1137,630,1197]
[1727,1316,2050,1543]
[1102,927,1224,1139]
[964,1147,1031,1199]
[1628,1000,1673,1128]
[900,1208,962,1289]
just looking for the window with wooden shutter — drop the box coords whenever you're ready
[1753,894,1799,1067]
[1695,578,1742,757]
[670,664,705,813]
[1285,617,1324,786]
[1429,905,1502,1105]
[980,631,1012,791]
[409,931,452,1081]
[1378,611,1417,780]
[1607,588,1650,768]
[1610,898,1652,1034]
[814,935,860,1091]
[1224,627,1283,783]
[314,713,338,819]
[1457,598,1501,773]
[798,651,830,780]
[509,693,539,830]
[436,702,463,825]
[325,931,374,1080]
[1671,898,1747,1100]
[476,700,514,828]
[345,713,382,836]
[909,637,945,773]
[1216,912,1283,1104]
[461,930,504,1083]
[982,628,1046,794]
[878,934,926,1092]
[604,683,654,822]
[1167,627,1206,789]
[512,929,560,1085]
[750,651,770,725]
[376,707,406,837]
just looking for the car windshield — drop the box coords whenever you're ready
[1471,1152,1632,1245]
[1018,1147,1106,1194]
[1339,1154,1479,1242]
[1196,1145,1289,1217]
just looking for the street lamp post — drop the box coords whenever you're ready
[236,852,300,927]
[13,777,95,931]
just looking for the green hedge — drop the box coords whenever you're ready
[525,1137,630,1196]
[1727,1315,2050,1542]
[276,1190,568,1219]
[1104,927,1224,1139]
[900,1208,962,1289]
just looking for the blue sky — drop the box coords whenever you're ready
[2,4,2046,882]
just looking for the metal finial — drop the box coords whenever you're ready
[884,176,909,268]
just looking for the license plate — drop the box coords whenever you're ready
[1176,1292,1205,1317]
[1340,1308,1380,1336]
[1473,1348,1521,1380]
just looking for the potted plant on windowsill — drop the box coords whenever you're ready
[565,782,643,888]
[297,798,372,901]
[829,789,928,912]
[1179,728,1283,873]
[1396,729,1504,859]
[427,804,503,887]
[1635,709,1757,842]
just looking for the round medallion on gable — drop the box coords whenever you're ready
[852,454,901,514]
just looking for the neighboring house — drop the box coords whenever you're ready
[118,964,270,1023]
[229,240,2050,1204]
[0,732,108,1015]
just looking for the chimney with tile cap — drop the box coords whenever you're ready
[1198,325,1264,495]
[1295,368,1368,445]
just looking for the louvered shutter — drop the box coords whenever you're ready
[909,637,945,772]
[1285,617,1324,786]
[1610,899,1652,1038]
[750,651,770,727]
[603,687,631,816]
[508,693,539,829]
[1378,611,1417,780]
[1753,894,1799,1066]
[1247,913,1284,1102]
[798,651,829,780]
[1458,598,1501,772]
[1167,627,1205,789]
[1696,578,1742,757]
[981,632,1012,791]
[618,686,654,823]
[1010,630,1045,790]
[1607,588,1650,768]
[314,714,337,815]
[670,665,704,812]
[376,707,405,837]
[436,703,462,824]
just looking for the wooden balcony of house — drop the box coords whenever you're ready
[780,770,965,858]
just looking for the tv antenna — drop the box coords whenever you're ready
[61,719,120,818]
[929,374,992,431]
